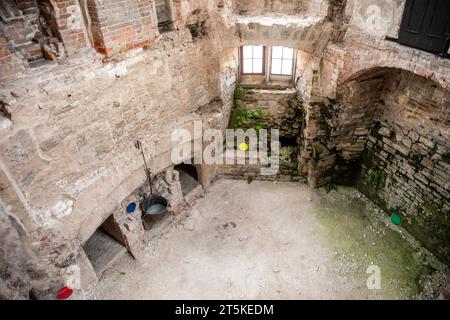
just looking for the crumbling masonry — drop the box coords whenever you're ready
[0,0,449,299]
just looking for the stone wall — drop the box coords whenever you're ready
[235,15,331,52]
[1,0,449,298]
[299,66,450,264]
[224,86,304,178]
[0,1,239,295]
[236,0,307,15]
[345,0,406,38]
[0,0,42,65]
[294,0,450,265]
[356,69,450,264]
[0,205,62,299]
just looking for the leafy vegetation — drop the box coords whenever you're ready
[234,85,246,99]
[228,85,268,132]
[229,100,268,132]
[368,167,386,188]
[246,176,254,184]
[323,182,337,193]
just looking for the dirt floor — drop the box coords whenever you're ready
[86,179,448,300]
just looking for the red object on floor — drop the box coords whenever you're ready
[57,286,73,300]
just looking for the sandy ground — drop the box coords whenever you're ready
[86,179,448,300]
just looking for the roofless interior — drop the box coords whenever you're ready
[0,0,449,301]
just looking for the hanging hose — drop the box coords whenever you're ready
[135,140,153,195]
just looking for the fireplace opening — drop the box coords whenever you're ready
[83,215,128,277]
[174,162,200,196]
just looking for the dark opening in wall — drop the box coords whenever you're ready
[0,101,11,120]
[186,9,209,40]
[83,215,127,276]
[187,20,208,40]
[155,0,174,33]
[0,101,12,129]
[174,162,200,196]
[279,136,297,147]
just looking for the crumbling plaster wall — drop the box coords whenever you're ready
[345,0,406,38]
[236,0,307,15]
[0,0,240,296]
[298,0,450,264]
[319,0,450,100]
[307,0,450,178]
[1,0,450,298]
[0,204,62,299]
[235,0,328,16]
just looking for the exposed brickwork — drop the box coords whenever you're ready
[226,87,304,178]
[16,0,37,14]
[0,0,42,65]
[46,0,88,56]
[0,0,88,81]
[356,70,450,264]
[302,66,450,263]
[87,0,157,56]
[0,0,449,298]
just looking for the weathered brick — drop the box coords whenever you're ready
[408,131,420,142]
[419,136,435,149]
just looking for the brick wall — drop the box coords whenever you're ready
[45,0,88,56]
[0,0,88,80]
[356,69,450,264]
[300,68,387,186]
[87,0,157,56]
[301,67,450,264]
[1,0,42,65]
[17,0,39,15]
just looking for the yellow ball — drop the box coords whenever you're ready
[239,142,249,151]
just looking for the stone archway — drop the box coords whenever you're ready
[302,65,450,264]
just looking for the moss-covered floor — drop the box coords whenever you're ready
[87,179,448,300]
[312,187,448,299]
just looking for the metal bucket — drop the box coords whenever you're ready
[141,195,168,230]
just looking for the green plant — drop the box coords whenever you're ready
[246,176,254,184]
[324,182,337,193]
[234,85,246,99]
[228,101,268,132]
[368,167,386,188]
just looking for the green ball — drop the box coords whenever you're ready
[391,214,401,225]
